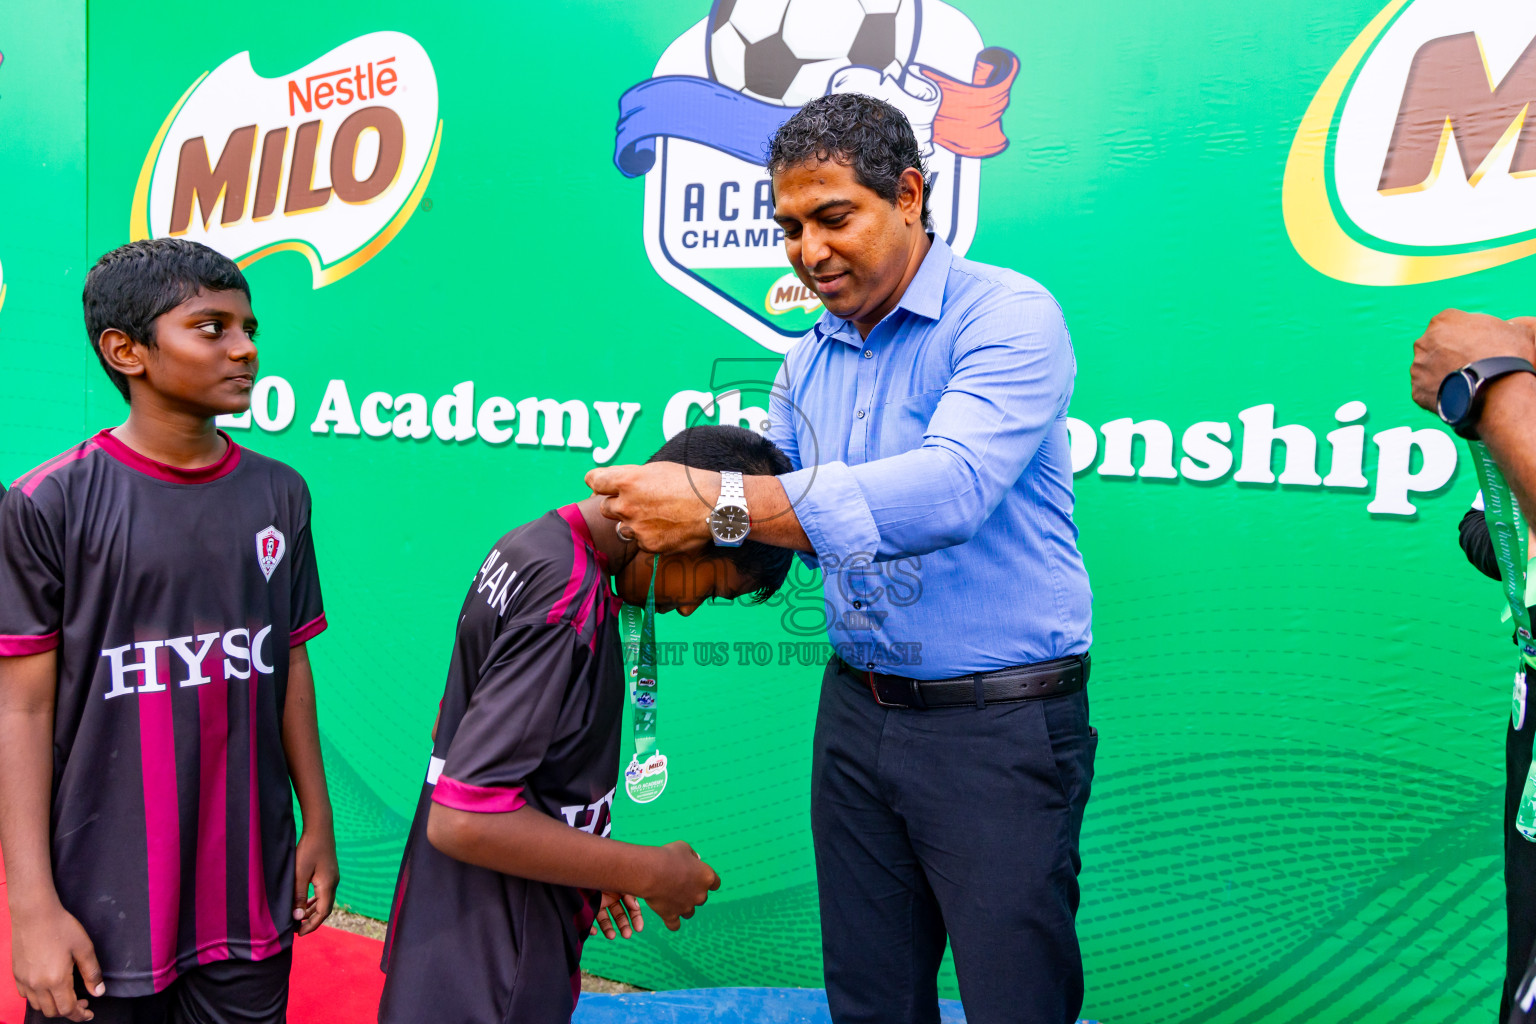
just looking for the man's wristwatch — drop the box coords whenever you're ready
[1437,356,1536,440]
[707,471,751,547]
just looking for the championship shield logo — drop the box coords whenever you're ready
[613,0,1019,353]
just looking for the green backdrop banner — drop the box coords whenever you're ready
[2,1,1530,1019]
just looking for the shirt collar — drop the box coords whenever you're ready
[94,428,242,485]
[896,232,952,321]
[811,233,953,347]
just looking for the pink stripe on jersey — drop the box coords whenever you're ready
[246,678,282,959]
[290,613,327,646]
[13,440,94,488]
[17,440,102,497]
[12,448,78,492]
[195,659,231,964]
[94,429,242,485]
[573,578,599,640]
[559,504,608,569]
[0,632,59,656]
[138,659,182,991]
[546,507,590,625]
[431,776,528,814]
[591,589,622,651]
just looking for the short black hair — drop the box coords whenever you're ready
[83,238,251,401]
[647,425,794,602]
[766,91,931,230]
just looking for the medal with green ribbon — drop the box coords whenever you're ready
[1468,441,1536,840]
[619,559,668,804]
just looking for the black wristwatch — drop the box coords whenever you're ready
[1437,356,1536,440]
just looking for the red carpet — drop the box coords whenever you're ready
[0,852,385,1024]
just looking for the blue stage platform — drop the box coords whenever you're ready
[574,989,966,1022]
[575,988,1101,1023]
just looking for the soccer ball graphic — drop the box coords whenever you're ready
[707,0,920,107]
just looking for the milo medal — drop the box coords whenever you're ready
[1518,667,1529,733]
[620,560,668,804]
[1520,763,1536,843]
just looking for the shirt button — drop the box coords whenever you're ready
[867,662,876,670]
[856,409,865,419]
[863,349,873,358]
[853,600,862,609]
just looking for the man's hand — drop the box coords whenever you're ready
[292,826,340,936]
[591,892,645,939]
[11,900,104,1021]
[1411,310,1536,412]
[639,840,721,931]
[585,463,720,553]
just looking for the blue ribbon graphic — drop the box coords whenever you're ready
[613,76,799,178]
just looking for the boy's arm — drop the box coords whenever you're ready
[280,643,338,936]
[0,651,105,1021]
[426,803,718,930]
[432,615,717,929]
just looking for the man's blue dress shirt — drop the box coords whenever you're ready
[766,234,1092,679]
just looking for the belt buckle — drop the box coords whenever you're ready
[866,671,914,709]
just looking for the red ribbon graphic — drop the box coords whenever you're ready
[921,47,1020,158]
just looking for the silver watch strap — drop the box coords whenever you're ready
[717,471,745,505]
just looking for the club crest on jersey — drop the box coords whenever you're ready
[612,0,1019,352]
[255,525,286,581]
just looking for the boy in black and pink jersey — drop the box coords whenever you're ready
[0,239,338,1023]
[377,425,794,1024]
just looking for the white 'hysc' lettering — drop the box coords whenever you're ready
[103,626,275,699]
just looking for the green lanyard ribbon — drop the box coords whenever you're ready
[619,560,668,804]
[1468,441,1536,840]
[1470,442,1536,663]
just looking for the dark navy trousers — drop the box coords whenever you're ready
[811,661,1096,1024]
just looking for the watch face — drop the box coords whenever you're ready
[1438,371,1474,425]
[709,505,750,543]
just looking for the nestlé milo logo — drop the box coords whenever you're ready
[1286,0,1536,284]
[130,31,441,287]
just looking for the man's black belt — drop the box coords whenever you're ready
[835,653,1089,710]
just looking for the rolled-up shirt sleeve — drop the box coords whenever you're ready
[778,460,881,566]
[781,286,1073,564]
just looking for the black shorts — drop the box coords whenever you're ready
[22,950,290,1024]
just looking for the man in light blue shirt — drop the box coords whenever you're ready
[589,92,1094,1024]
[766,203,1090,677]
